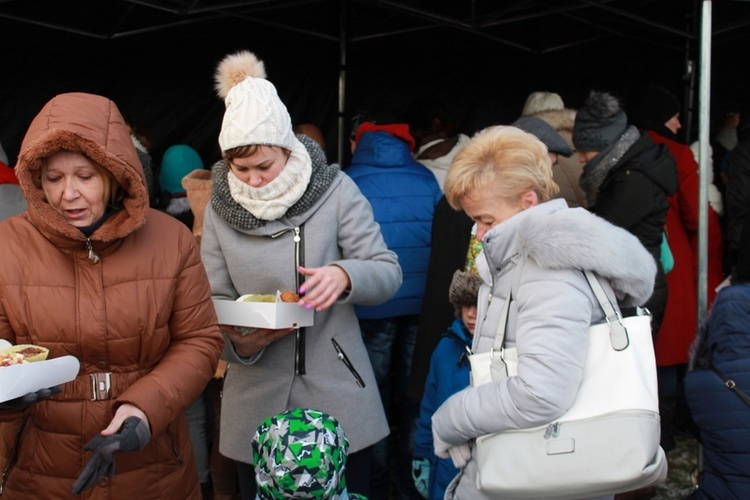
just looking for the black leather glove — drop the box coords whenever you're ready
[0,385,62,411]
[72,416,151,494]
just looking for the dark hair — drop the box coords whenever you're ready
[349,110,401,138]
[404,99,456,139]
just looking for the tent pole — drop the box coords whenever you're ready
[337,0,347,166]
[697,0,712,326]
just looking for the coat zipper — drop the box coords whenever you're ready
[0,417,30,494]
[86,237,101,264]
[271,225,306,375]
[166,428,184,464]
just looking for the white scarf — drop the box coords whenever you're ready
[227,139,312,221]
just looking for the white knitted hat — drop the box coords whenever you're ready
[215,51,297,152]
[521,91,565,116]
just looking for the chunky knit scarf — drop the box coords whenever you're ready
[227,138,312,221]
[579,125,640,207]
[211,134,339,230]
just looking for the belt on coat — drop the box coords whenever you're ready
[57,370,148,401]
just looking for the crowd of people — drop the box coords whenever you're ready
[0,47,748,500]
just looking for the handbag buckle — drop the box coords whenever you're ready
[544,422,561,439]
[90,373,112,401]
[604,313,630,351]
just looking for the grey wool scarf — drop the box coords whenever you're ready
[579,125,640,207]
[210,134,340,231]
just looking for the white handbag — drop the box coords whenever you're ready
[468,270,668,499]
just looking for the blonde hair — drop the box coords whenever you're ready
[444,126,559,210]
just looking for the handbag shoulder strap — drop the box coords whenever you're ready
[711,364,750,409]
[490,253,525,352]
[583,270,629,351]
[491,291,512,353]
[492,268,626,351]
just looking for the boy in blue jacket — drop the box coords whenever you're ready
[412,270,482,499]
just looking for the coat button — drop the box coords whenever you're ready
[97,476,109,487]
[96,361,109,370]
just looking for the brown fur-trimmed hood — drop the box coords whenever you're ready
[531,108,577,134]
[15,92,148,243]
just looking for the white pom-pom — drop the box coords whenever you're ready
[214,50,267,99]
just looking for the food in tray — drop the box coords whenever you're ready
[0,344,50,366]
[279,290,300,302]
[237,294,277,303]
[237,290,300,303]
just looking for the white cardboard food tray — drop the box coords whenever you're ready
[212,297,314,329]
[0,340,81,402]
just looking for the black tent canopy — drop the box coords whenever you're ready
[2,0,750,323]
[2,0,749,165]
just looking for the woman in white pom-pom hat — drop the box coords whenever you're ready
[201,50,402,498]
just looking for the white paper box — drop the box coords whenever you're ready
[212,299,314,329]
[0,345,80,402]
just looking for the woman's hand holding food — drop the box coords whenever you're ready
[222,324,295,358]
[296,265,350,312]
[0,386,62,411]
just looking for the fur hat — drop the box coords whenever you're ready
[449,270,483,317]
[572,91,628,152]
[512,116,573,157]
[253,407,350,499]
[215,50,297,153]
[159,145,204,195]
[522,91,565,116]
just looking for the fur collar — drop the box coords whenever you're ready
[491,200,656,306]
[531,108,577,134]
[14,93,148,246]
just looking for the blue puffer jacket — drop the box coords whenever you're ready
[346,130,441,318]
[413,319,472,500]
[684,284,750,499]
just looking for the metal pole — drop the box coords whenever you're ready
[697,0,712,325]
[337,0,347,166]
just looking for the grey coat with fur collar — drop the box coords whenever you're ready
[432,199,656,499]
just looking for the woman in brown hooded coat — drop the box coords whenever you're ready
[0,92,223,498]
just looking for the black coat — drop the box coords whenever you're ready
[589,132,677,331]
[408,195,474,402]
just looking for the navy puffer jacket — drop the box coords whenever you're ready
[684,284,750,499]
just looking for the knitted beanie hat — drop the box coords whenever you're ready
[628,85,681,132]
[572,91,628,152]
[215,51,297,153]
[449,270,483,317]
[354,122,416,150]
[521,91,565,116]
[159,145,204,195]
[253,408,349,499]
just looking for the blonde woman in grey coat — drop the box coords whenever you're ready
[431,126,658,499]
[200,51,402,498]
